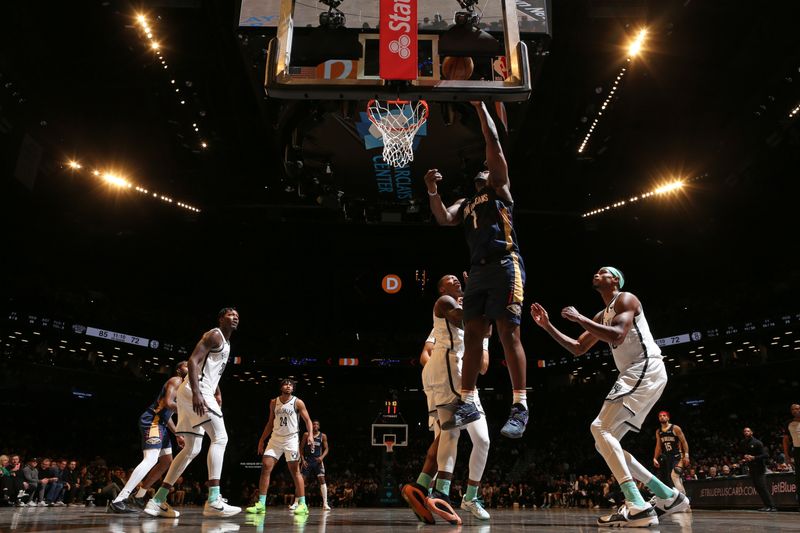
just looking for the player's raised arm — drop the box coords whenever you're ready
[531,303,601,356]
[561,293,639,346]
[471,102,509,198]
[425,169,464,226]
[435,294,464,328]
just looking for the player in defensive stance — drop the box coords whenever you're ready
[109,361,187,513]
[425,274,491,523]
[653,411,690,495]
[145,308,241,518]
[247,379,315,516]
[295,420,330,510]
[531,267,689,527]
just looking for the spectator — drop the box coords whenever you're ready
[61,460,81,505]
[0,455,12,506]
[21,458,39,505]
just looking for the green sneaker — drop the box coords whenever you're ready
[246,501,266,514]
[293,502,309,515]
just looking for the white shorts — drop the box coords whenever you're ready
[175,383,224,437]
[427,345,484,418]
[265,434,300,462]
[421,362,437,430]
[602,357,667,434]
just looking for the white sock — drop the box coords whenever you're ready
[135,488,147,498]
[461,389,477,404]
[320,484,328,506]
[113,449,159,503]
[512,390,528,409]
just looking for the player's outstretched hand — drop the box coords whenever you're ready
[530,303,550,328]
[176,435,186,449]
[424,169,442,194]
[257,440,265,456]
[307,436,315,453]
[561,306,580,322]
[653,457,660,468]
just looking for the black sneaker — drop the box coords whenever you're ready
[757,506,777,512]
[500,403,529,438]
[440,401,481,430]
[597,503,658,527]
[127,496,146,510]
[108,500,138,514]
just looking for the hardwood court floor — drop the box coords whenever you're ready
[2,505,799,532]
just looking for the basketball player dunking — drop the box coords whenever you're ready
[531,268,689,527]
[653,411,690,495]
[145,308,241,518]
[109,361,187,513]
[246,379,315,516]
[425,101,529,439]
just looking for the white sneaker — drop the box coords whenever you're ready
[38,501,49,507]
[650,490,691,517]
[461,497,490,520]
[144,499,180,518]
[322,504,332,510]
[289,502,298,510]
[53,501,66,507]
[203,497,242,517]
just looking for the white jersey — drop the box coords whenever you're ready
[272,395,299,438]
[788,420,800,448]
[603,293,662,373]
[431,310,464,353]
[184,328,230,396]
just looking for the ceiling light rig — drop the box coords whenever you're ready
[578,28,648,154]
[134,13,209,152]
[581,174,702,218]
[64,159,201,213]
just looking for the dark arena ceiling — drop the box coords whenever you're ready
[1,0,799,361]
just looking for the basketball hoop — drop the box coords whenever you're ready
[384,438,396,453]
[367,99,429,168]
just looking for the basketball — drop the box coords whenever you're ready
[442,56,474,80]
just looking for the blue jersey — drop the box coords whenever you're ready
[304,432,324,459]
[458,186,520,265]
[148,381,174,421]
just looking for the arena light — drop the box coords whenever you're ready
[102,172,132,188]
[582,178,690,218]
[64,158,202,212]
[790,103,800,118]
[132,11,208,153]
[627,28,648,58]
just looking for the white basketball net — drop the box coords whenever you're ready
[367,100,429,168]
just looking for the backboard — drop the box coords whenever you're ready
[371,423,409,450]
[257,0,550,101]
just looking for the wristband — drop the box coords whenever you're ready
[428,190,438,197]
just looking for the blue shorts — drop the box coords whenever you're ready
[463,252,526,325]
[139,409,171,451]
[302,458,325,478]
